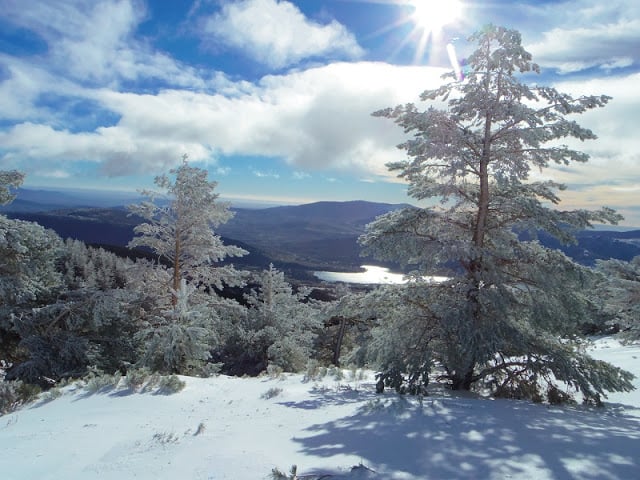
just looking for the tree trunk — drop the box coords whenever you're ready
[450,367,475,390]
[472,112,492,250]
[172,235,180,306]
[333,317,348,366]
[459,109,493,392]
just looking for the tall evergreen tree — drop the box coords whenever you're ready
[128,159,248,374]
[360,25,634,400]
[128,157,247,304]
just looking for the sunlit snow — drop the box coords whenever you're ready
[0,338,638,479]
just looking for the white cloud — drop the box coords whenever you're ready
[292,171,310,180]
[0,0,638,223]
[0,59,57,122]
[529,22,640,73]
[0,0,204,88]
[94,62,447,176]
[42,169,71,179]
[527,72,640,224]
[522,1,640,73]
[0,122,213,176]
[251,169,280,179]
[202,0,364,69]
[0,61,447,179]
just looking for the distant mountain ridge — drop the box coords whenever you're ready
[2,188,639,275]
[0,187,143,212]
[4,200,408,272]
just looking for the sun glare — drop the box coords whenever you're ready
[409,0,463,34]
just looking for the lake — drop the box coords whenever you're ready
[313,265,448,285]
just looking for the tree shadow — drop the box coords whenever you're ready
[291,391,640,479]
[278,383,380,410]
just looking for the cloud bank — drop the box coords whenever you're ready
[0,0,638,223]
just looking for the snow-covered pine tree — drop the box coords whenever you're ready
[224,265,320,374]
[0,174,142,383]
[137,279,216,374]
[596,256,640,340]
[127,158,248,374]
[314,284,371,367]
[128,156,248,305]
[0,170,24,205]
[61,238,131,290]
[0,216,63,308]
[360,25,634,401]
[0,172,64,373]
[5,236,143,384]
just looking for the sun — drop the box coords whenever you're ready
[409,0,463,34]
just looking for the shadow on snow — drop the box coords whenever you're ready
[287,389,640,480]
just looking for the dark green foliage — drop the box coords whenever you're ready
[0,380,41,414]
[8,289,142,385]
[2,221,141,385]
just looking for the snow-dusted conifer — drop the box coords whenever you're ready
[61,239,131,290]
[0,170,24,205]
[137,279,215,374]
[360,25,634,400]
[0,171,62,306]
[315,284,370,367]
[0,216,63,307]
[226,265,320,374]
[128,157,247,305]
[597,256,640,340]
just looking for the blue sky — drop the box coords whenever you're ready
[0,0,639,223]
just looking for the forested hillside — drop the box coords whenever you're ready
[5,200,640,274]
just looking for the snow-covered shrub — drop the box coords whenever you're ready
[492,376,544,403]
[40,386,63,403]
[84,371,122,393]
[304,359,328,382]
[0,380,41,414]
[266,364,284,379]
[547,385,576,406]
[194,422,206,436]
[152,431,180,445]
[124,367,153,391]
[158,374,185,394]
[9,287,142,386]
[10,304,91,386]
[270,465,297,480]
[260,387,283,400]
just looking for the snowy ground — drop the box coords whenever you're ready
[1,338,639,480]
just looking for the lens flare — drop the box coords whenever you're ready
[409,0,463,34]
[446,42,464,81]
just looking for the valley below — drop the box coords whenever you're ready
[3,188,640,285]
